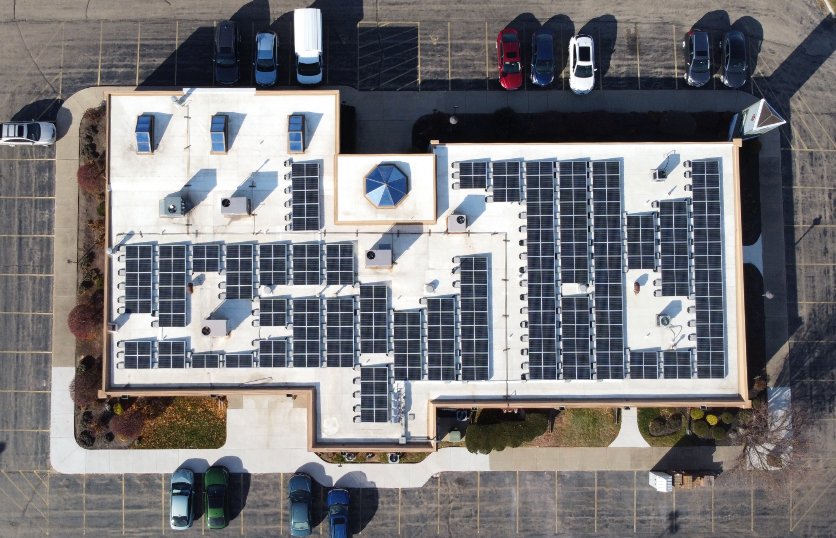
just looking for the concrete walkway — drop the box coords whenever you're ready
[51,86,752,485]
[609,408,651,448]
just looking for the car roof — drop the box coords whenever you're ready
[692,30,710,50]
[171,494,189,515]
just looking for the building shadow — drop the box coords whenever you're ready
[334,471,379,534]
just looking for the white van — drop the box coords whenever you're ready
[293,8,323,85]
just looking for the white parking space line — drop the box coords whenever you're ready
[635,23,641,89]
[554,471,558,534]
[594,471,598,533]
[135,22,141,87]
[59,23,64,99]
[711,478,715,532]
[83,475,87,535]
[160,474,165,535]
[279,474,283,532]
[476,471,481,534]
[397,487,402,534]
[437,475,441,535]
[484,21,489,90]
[174,20,179,86]
[448,22,452,91]
[633,472,637,533]
[97,21,103,86]
[672,24,678,89]
[417,22,422,89]
[516,471,520,534]
[122,474,126,535]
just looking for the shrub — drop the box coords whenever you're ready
[465,411,548,454]
[70,357,101,407]
[706,414,719,426]
[77,430,95,448]
[719,412,734,425]
[649,413,683,437]
[711,427,728,440]
[68,302,102,341]
[690,408,705,420]
[691,419,710,438]
[77,162,105,195]
[113,401,124,415]
[109,409,145,442]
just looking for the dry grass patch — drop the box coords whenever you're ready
[527,409,620,447]
[139,397,227,449]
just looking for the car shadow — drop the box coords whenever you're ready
[542,15,575,80]
[579,15,617,79]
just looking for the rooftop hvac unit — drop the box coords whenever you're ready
[651,168,668,181]
[365,248,392,268]
[656,314,671,327]
[159,195,191,217]
[447,214,468,232]
[220,197,251,216]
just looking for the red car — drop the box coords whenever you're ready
[496,28,523,90]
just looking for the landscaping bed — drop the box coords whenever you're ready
[317,451,429,464]
[526,409,620,447]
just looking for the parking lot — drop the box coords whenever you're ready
[1,0,835,536]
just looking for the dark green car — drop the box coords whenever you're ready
[204,465,229,529]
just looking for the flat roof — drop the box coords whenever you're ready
[105,89,746,446]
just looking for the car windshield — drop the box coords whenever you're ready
[298,61,321,76]
[207,485,225,508]
[172,481,190,493]
[256,57,274,71]
[578,46,591,62]
[503,61,521,74]
[172,515,189,527]
[535,59,553,72]
[26,124,39,141]
[293,520,310,531]
[502,33,518,43]
[574,64,593,78]
[209,517,225,527]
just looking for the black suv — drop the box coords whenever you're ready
[214,21,240,85]
[682,29,711,87]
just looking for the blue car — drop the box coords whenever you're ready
[530,30,555,87]
[327,489,350,538]
[288,473,312,536]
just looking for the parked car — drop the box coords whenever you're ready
[254,31,278,87]
[293,8,324,84]
[204,465,229,530]
[288,473,313,536]
[0,121,56,146]
[720,30,748,88]
[169,468,195,530]
[682,29,711,87]
[530,30,555,87]
[214,20,240,85]
[327,488,350,538]
[568,34,596,94]
[495,27,523,90]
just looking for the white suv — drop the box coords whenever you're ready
[0,122,56,146]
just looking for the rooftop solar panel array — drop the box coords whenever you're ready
[663,349,693,379]
[629,350,659,379]
[123,340,153,369]
[626,214,657,270]
[191,353,221,368]
[259,243,288,286]
[225,244,255,300]
[659,200,690,296]
[426,296,457,381]
[325,243,355,286]
[591,161,625,379]
[259,297,288,327]
[290,162,320,231]
[292,298,320,367]
[258,339,288,367]
[192,243,221,273]
[158,244,188,327]
[359,284,389,354]
[525,161,559,380]
[359,366,389,423]
[292,243,321,285]
[157,340,187,368]
[491,161,522,202]
[691,160,726,379]
[558,161,590,284]
[393,310,423,380]
[124,244,154,313]
[459,256,490,380]
[458,161,488,189]
[325,296,355,367]
[225,352,254,368]
[561,295,591,379]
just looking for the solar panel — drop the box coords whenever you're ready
[157,340,187,368]
[259,297,288,327]
[292,243,321,285]
[158,244,188,327]
[192,243,221,273]
[325,243,355,286]
[558,161,590,284]
[359,284,389,354]
[290,162,320,231]
[663,349,693,379]
[259,243,288,286]
[659,200,690,296]
[492,161,522,202]
[191,353,220,368]
[325,296,355,367]
[459,256,490,381]
[560,296,591,379]
[225,352,253,368]
[292,298,320,367]
[458,161,488,189]
[359,366,389,423]
[426,296,457,381]
[225,244,254,300]
[123,340,153,369]
[629,351,659,379]
[288,114,306,154]
[691,160,726,379]
[591,160,625,380]
[393,310,423,380]
[124,244,154,313]
[258,340,288,367]
[525,161,559,380]
[626,214,656,270]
